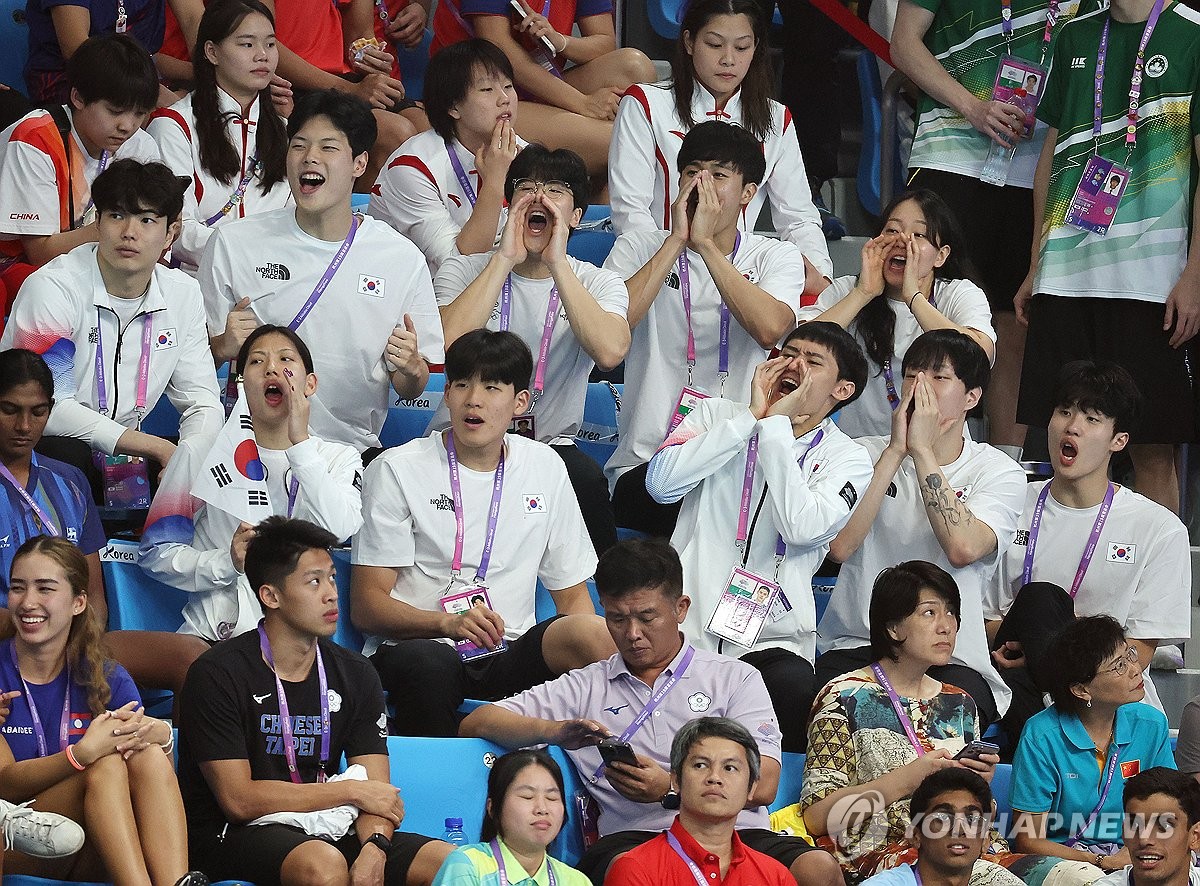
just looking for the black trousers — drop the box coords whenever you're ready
[741,647,817,753]
[611,462,682,539]
[553,443,617,556]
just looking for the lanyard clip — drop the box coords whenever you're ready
[717,371,728,397]
[686,361,695,387]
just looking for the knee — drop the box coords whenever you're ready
[545,614,614,666]
[83,749,130,789]
[126,743,176,781]
[615,47,655,84]
[281,842,350,886]
[789,848,843,886]
[372,110,415,155]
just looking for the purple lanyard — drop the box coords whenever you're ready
[204,153,260,226]
[871,662,926,756]
[912,865,924,886]
[288,214,359,332]
[1066,749,1121,845]
[491,839,557,886]
[257,622,330,784]
[446,434,506,583]
[589,645,695,781]
[375,0,391,23]
[446,143,478,208]
[737,429,824,555]
[286,475,299,518]
[95,307,154,425]
[1094,0,1165,158]
[882,292,937,411]
[1021,482,1114,597]
[10,644,70,758]
[498,277,560,404]
[0,458,59,536]
[79,150,111,221]
[665,832,709,886]
[679,234,740,386]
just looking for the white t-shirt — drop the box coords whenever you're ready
[1095,868,1200,886]
[430,252,629,444]
[148,90,293,271]
[351,432,597,657]
[199,208,446,451]
[0,106,160,243]
[646,400,872,660]
[370,128,524,277]
[797,276,996,438]
[602,230,806,486]
[819,434,1027,714]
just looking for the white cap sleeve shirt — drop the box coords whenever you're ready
[199,209,446,451]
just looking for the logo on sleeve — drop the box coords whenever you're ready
[359,275,385,297]
[153,328,177,350]
[377,712,388,739]
[838,482,858,509]
[524,494,545,513]
[1107,543,1136,563]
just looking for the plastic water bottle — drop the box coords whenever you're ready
[443,817,468,846]
[980,93,1027,187]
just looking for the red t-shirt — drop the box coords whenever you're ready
[606,818,795,886]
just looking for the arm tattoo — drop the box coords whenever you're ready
[922,472,974,530]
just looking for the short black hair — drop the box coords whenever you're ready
[902,329,990,396]
[869,560,961,663]
[676,120,766,186]
[444,329,532,391]
[245,516,338,610]
[480,749,566,842]
[0,349,54,402]
[68,34,158,112]
[910,768,993,819]
[91,159,188,223]
[504,144,590,216]
[1044,615,1128,715]
[783,322,869,411]
[288,90,377,158]
[424,39,514,142]
[1124,767,1200,827]
[595,537,683,602]
[670,717,761,784]
[1054,361,1143,437]
[236,325,316,376]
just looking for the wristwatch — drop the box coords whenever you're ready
[364,832,392,854]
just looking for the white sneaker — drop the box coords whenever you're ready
[0,798,85,858]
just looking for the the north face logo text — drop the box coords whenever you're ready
[256,263,291,280]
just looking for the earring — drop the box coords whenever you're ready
[1086,700,1092,708]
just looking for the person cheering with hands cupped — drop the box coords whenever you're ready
[432,144,629,554]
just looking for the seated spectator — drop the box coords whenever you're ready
[798,190,995,438]
[603,121,809,538]
[1010,616,1175,871]
[644,323,872,751]
[431,0,653,176]
[432,144,628,554]
[201,89,445,454]
[609,0,830,290]
[351,329,614,736]
[817,330,1025,729]
[430,749,590,886]
[0,35,160,310]
[1094,768,1200,886]
[178,516,453,886]
[372,39,527,278]
[985,363,1190,736]
[605,717,796,886]
[149,0,293,273]
[801,560,1092,886]
[0,536,204,886]
[2,159,223,481]
[139,325,363,643]
[460,537,844,886]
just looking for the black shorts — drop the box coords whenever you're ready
[574,828,816,885]
[907,168,1034,314]
[1016,294,1199,443]
[189,822,434,886]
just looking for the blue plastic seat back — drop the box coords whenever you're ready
[397,28,434,101]
[856,50,907,218]
[387,736,506,842]
[101,540,188,633]
[769,751,806,812]
[330,548,365,653]
[0,0,29,95]
[381,373,446,449]
[575,382,620,468]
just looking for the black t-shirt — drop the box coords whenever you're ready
[179,629,389,831]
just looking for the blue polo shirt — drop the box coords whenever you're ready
[1011,703,1175,846]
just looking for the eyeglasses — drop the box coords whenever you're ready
[512,178,571,198]
[1101,646,1140,677]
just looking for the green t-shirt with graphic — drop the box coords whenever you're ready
[907,0,1090,187]
[1034,1,1200,303]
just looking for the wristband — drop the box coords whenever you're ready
[557,32,570,54]
[160,732,175,755]
[65,744,86,771]
[907,291,923,310]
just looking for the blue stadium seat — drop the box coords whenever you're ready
[330,548,364,653]
[380,373,445,449]
[812,577,835,626]
[0,0,28,95]
[351,192,372,213]
[645,0,686,40]
[991,763,1012,817]
[535,577,602,622]
[396,28,434,101]
[101,540,188,633]
[575,381,620,468]
[138,395,182,439]
[856,50,906,218]
[567,206,617,267]
[769,751,805,812]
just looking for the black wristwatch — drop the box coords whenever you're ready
[363,833,392,854]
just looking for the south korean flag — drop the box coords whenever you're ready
[191,383,275,524]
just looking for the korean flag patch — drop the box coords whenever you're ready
[359,274,385,297]
[153,328,177,350]
[1107,543,1136,564]
[524,494,546,514]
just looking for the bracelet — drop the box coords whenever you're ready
[907,291,923,310]
[1092,853,1106,870]
[65,744,86,771]
[160,732,175,755]
[556,32,570,54]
